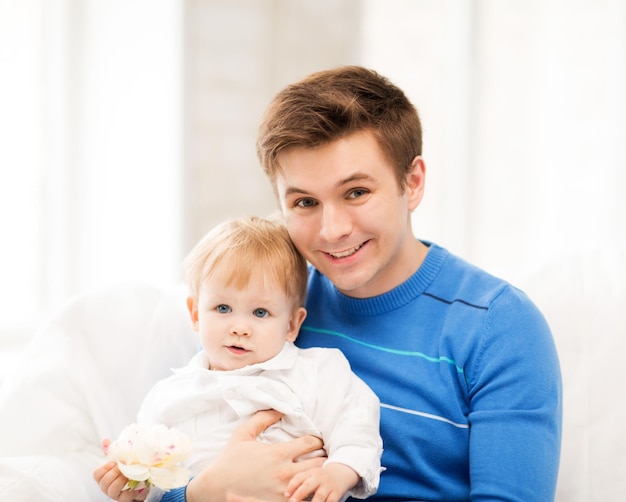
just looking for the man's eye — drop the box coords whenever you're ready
[217,304,231,314]
[253,308,269,318]
[295,198,317,208]
[348,188,369,199]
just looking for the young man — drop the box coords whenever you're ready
[165,66,562,501]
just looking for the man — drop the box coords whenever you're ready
[168,66,562,501]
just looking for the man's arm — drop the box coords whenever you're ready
[163,410,325,502]
[468,287,562,500]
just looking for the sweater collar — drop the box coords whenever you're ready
[321,242,448,316]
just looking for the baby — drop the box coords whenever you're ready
[94,216,382,502]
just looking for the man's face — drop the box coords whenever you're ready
[275,130,426,298]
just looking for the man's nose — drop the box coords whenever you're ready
[320,204,352,241]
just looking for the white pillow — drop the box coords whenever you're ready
[0,281,199,500]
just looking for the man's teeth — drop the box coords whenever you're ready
[329,244,363,258]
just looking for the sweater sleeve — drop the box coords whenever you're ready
[160,487,187,502]
[467,285,562,501]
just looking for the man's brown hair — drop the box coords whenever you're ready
[257,65,423,191]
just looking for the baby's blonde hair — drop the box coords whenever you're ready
[184,216,307,307]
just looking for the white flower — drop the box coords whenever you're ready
[106,423,193,491]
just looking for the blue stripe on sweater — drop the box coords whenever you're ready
[301,325,465,376]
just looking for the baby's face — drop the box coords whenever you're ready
[189,271,305,371]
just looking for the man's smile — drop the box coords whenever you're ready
[325,241,367,259]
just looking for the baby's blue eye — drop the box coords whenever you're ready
[253,308,269,318]
[217,304,231,314]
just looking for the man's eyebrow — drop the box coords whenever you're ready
[338,172,375,187]
[285,186,306,195]
[283,172,376,197]
[283,186,309,197]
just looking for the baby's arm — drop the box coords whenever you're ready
[285,463,359,502]
[302,349,383,499]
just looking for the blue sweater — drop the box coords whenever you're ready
[164,243,562,501]
[299,243,562,501]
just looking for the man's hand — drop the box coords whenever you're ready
[186,410,326,502]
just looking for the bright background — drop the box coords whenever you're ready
[2,0,625,338]
[1,1,625,498]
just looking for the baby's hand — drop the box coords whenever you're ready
[285,463,359,502]
[93,441,149,502]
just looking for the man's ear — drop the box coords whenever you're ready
[286,307,307,342]
[187,296,199,332]
[406,155,426,211]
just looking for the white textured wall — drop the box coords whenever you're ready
[183,0,362,252]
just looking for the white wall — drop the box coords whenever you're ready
[0,0,184,341]
[182,0,362,251]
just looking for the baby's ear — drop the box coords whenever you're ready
[186,296,199,331]
[286,307,307,342]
